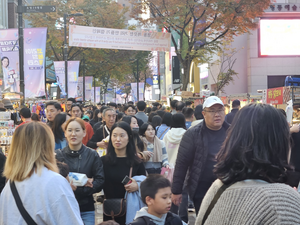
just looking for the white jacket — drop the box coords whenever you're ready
[163,128,186,166]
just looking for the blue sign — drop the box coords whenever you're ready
[107,88,113,91]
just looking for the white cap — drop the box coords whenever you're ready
[203,96,224,109]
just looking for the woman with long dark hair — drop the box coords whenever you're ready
[51,113,69,150]
[196,104,300,225]
[89,109,100,128]
[139,123,169,174]
[121,116,149,162]
[101,122,146,224]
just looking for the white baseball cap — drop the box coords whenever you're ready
[203,96,224,109]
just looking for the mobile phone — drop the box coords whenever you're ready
[121,175,131,185]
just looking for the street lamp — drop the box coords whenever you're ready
[64,13,83,99]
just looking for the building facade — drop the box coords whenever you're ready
[184,0,300,99]
[0,0,8,29]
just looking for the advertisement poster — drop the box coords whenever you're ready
[0,29,19,93]
[53,61,66,96]
[130,82,144,102]
[139,82,144,101]
[0,28,47,97]
[54,61,80,98]
[24,28,47,97]
[130,83,137,102]
[77,76,83,99]
[69,25,171,52]
[85,76,93,100]
[91,87,94,102]
[67,61,80,98]
[96,87,100,103]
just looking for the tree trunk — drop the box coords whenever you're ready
[181,62,191,91]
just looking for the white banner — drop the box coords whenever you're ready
[69,25,171,52]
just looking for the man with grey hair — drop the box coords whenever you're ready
[87,108,116,149]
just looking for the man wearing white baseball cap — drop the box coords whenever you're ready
[171,96,230,215]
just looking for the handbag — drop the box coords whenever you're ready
[10,181,37,225]
[103,167,133,220]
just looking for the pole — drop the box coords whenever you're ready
[94,76,96,103]
[137,59,139,101]
[115,87,117,104]
[18,0,24,105]
[83,57,85,102]
[64,13,68,99]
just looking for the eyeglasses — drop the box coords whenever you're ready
[204,109,225,115]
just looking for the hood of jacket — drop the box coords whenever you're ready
[164,128,186,144]
[134,207,167,225]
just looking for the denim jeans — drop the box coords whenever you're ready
[80,211,95,225]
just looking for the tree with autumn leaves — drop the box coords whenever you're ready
[25,0,152,99]
[132,0,274,91]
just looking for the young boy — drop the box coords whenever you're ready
[130,174,187,225]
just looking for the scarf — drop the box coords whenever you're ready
[141,136,162,162]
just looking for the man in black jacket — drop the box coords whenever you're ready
[225,99,240,124]
[171,96,229,214]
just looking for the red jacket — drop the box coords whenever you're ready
[83,121,94,146]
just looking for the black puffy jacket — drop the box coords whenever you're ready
[171,120,229,199]
[55,145,105,212]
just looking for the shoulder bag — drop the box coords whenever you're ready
[103,167,132,220]
[10,181,37,225]
[158,127,169,139]
[201,183,232,225]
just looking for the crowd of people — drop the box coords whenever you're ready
[0,96,300,225]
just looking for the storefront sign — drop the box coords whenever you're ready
[69,25,171,52]
[266,87,284,104]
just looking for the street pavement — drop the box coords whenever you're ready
[94,202,196,225]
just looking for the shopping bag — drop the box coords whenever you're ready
[160,167,174,183]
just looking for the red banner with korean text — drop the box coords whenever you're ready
[266,87,284,104]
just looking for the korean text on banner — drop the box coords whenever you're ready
[53,61,67,96]
[85,76,93,100]
[266,87,284,104]
[69,25,171,52]
[24,28,47,97]
[68,61,80,98]
[96,87,100,103]
[0,29,20,93]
